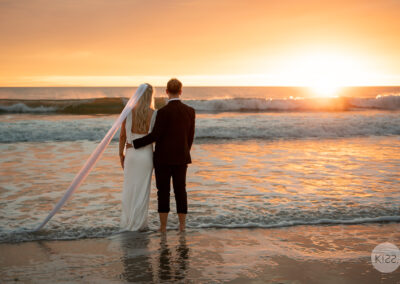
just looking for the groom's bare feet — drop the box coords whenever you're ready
[159,213,168,233]
[178,213,186,232]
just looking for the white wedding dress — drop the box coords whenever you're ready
[120,109,157,231]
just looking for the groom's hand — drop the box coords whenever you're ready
[133,139,139,149]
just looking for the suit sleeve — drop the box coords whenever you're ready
[188,109,195,150]
[133,111,165,149]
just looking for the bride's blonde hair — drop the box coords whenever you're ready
[131,83,155,132]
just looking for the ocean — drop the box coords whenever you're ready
[0,86,399,243]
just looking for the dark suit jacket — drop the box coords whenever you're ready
[133,100,195,166]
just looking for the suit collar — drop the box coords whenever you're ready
[168,98,181,103]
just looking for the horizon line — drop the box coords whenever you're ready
[1,85,400,88]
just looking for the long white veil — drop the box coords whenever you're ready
[33,84,149,231]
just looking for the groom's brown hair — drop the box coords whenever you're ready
[167,78,182,95]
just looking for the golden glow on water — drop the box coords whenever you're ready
[192,136,400,209]
[0,124,399,235]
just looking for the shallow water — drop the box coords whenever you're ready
[1,136,399,242]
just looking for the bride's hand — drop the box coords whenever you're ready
[120,154,125,169]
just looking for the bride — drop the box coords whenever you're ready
[119,83,157,231]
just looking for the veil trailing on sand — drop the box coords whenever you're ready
[33,84,149,231]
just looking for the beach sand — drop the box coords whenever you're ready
[1,223,399,283]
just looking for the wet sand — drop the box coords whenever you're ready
[1,223,399,283]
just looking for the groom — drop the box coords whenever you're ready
[133,78,195,232]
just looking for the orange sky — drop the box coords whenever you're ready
[0,0,399,86]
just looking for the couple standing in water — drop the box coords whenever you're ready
[119,78,196,233]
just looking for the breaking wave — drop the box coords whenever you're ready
[1,95,400,114]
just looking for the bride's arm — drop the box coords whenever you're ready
[119,119,127,169]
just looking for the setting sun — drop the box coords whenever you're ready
[275,50,371,97]
[308,83,340,98]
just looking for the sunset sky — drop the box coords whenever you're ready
[0,0,399,87]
